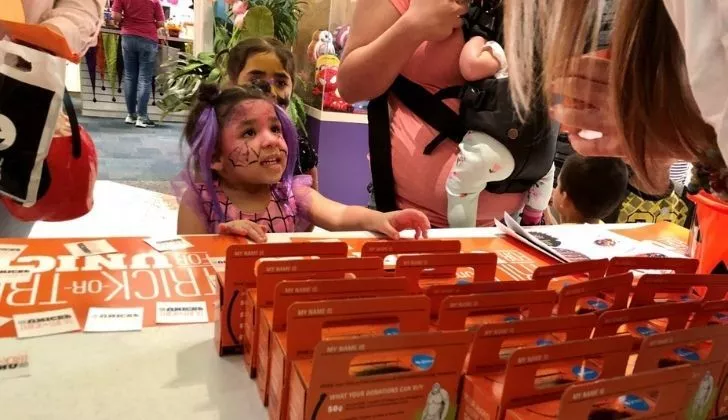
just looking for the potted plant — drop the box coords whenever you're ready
[156,0,307,132]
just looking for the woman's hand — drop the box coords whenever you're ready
[217,220,269,243]
[373,209,431,239]
[549,54,626,158]
[404,0,467,42]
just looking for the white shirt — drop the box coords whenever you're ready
[663,0,728,164]
[2,0,105,56]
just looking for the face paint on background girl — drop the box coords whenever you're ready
[237,52,293,108]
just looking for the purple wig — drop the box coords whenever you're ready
[273,103,299,198]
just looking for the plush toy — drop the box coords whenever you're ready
[312,66,353,113]
[306,30,321,63]
[314,54,340,81]
[313,30,336,61]
[333,25,350,52]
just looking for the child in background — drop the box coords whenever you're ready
[548,154,629,224]
[225,37,319,188]
[176,83,430,241]
[603,160,694,227]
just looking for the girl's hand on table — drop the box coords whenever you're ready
[218,220,269,243]
[374,209,431,240]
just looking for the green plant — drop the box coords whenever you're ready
[157,6,275,116]
[248,0,305,45]
[156,1,307,132]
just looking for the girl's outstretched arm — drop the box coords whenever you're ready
[177,192,209,235]
[306,189,430,239]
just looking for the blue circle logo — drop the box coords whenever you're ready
[586,299,609,310]
[411,354,434,371]
[674,347,700,361]
[572,365,599,381]
[535,338,554,347]
[636,326,658,337]
[503,316,519,323]
[456,279,471,285]
[619,394,649,412]
[716,312,728,320]
[383,327,400,336]
[680,295,693,302]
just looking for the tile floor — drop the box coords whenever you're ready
[80,115,185,195]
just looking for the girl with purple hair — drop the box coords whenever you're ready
[176,83,430,242]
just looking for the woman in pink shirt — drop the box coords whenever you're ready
[338,0,527,227]
[112,0,166,128]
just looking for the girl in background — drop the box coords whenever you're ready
[224,37,319,189]
[176,83,429,241]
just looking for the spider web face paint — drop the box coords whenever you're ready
[228,143,260,167]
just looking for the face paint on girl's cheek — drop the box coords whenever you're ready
[228,143,260,167]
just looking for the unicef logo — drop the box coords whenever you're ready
[0,114,17,151]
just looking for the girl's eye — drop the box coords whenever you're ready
[271,124,282,134]
[242,129,256,138]
[276,80,289,89]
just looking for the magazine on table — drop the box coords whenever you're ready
[495,213,687,263]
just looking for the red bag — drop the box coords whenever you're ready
[2,92,97,221]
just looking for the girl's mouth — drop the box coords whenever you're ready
[259,156,283,167]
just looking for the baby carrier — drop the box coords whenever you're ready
[367,0,558,212]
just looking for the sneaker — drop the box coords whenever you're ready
[124,114,137,124]
[135,117,156,128]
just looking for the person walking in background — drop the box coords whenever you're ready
[112,0,165,128]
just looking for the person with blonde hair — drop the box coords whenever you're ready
[502,0,726,271]
[503,0,725,196]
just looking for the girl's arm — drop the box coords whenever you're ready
[177,192,209,235]
[305,188,430,239]
[459,36,501,82]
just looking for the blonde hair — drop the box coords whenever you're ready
[504,0,717,192]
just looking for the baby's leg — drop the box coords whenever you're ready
[446,131,515,227]
[522,164,556,225]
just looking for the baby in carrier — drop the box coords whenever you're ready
[446,33,555,227]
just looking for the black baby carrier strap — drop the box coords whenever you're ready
[367,0,557,212]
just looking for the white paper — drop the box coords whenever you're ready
[84,307,144,332]
[63,239,118,257]
[499,213,640,263]
[144,236,193,252]
[155,301,208,324]
[13,308,80,338]
[206,256,226,274]
[494,217,566,262]
[0,267,33,284]
[0,350,30,380]
[620,241,689,275]
[0,244,27,261]
[0,316,11,328]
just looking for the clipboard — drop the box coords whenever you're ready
[0,0,80,63]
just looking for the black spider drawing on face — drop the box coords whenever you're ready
[228,143,260,167]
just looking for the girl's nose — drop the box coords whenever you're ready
[261,129,281,147]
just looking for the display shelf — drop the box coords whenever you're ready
[293,0,364,115]
[304,104,367,124]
